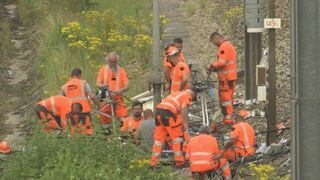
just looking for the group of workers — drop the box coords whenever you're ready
[34,32,255,179]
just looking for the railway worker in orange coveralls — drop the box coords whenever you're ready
[207,32,237,125]
[150,89,196,168]
[166,46,190,93]
[222,114,255,162]
[35,95,72,132]
[163,38,186,91]
[60,68,100,135]
[96,52,129,130]
[186,125,231,180]
[67,103,93,135]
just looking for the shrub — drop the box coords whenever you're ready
[1,123,175,179]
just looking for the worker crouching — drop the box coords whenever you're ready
[35,95,72,132]
[150,89,196,168]
[222,114,255,162]
[186,125,231,180]
[67,103,93,136]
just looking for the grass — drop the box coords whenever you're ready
[0,0,169,178]
[0,20,12,56]
[1,122,175,179]
[17,0,153,98]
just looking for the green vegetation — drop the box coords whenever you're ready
[222,6,243,39]
[185,3,197,17]
[1,123,174,179]
[0,20,12,56]
[16,0,166,98]
[0,0,173,178]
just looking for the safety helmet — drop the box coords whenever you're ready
[238,109,250,119]
[166,46,179,56]
[0,141,11,154]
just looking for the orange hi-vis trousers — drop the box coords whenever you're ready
[35,105,61,132]
[191,158,231,180]
[219,80,236,124]
[151,109,185,167]
[99,95,128,124]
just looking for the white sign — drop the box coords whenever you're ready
[264,18,281,29]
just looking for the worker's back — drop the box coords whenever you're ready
[139,118,155,151]
[187,134,219,172]
[63,78,91,112]
[232,122,255,156]
[156,91,192,115]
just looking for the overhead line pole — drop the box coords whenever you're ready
[292,0,320,179]
[266,0,277,145]
[152,0,162,111]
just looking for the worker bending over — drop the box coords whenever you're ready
[150,89,196,168]
[96,52,129,129]
[60,68,100,135]
[35,95,72,132]
[223,114,255,162]
[186,125,231,180]
[166,46,190,93]
[207,32,237,124]
[121,101,144,136]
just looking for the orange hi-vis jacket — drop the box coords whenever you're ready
[62,78,91,113]
[170,62,190,93]
[37,96,72,127]
[211,41,237,81]
[230,122,255,156]
[121,116,144,133]
[69,113,93,135]
[157,91,192,115]
[96,64,129,93]
[186,134,219,172]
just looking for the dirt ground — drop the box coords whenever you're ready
[0,1,40,149]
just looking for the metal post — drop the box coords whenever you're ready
[266,0,277,145]
[292,0,320,179]
[245,32,261,100]
[244,0,263,101]
[152,0,161,111]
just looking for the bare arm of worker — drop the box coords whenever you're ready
[224,138,237,149]
[59,85,66,96]
[96,81,105,88]
[112,82,129,95]
[96,67,106,88]
[164,67,171,83]
[179,72,190,90]
[133,126,141,145]
[181,103,188,125]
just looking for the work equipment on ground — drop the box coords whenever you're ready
[0,141,11,154]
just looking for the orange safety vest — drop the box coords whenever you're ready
[63,78,91,113]
[121,116,144,132]
[231,122,255,156]
[37,95,72,123]
[157,91,192,115]
[186,134,219,172]
[170,62,190,93]
[213,41,237,81]
[100,65,128,92]
[69,113,92,135]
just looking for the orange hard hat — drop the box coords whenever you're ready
[0,141,11,154]
[238,110,250,119]
[166,46,179,56]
